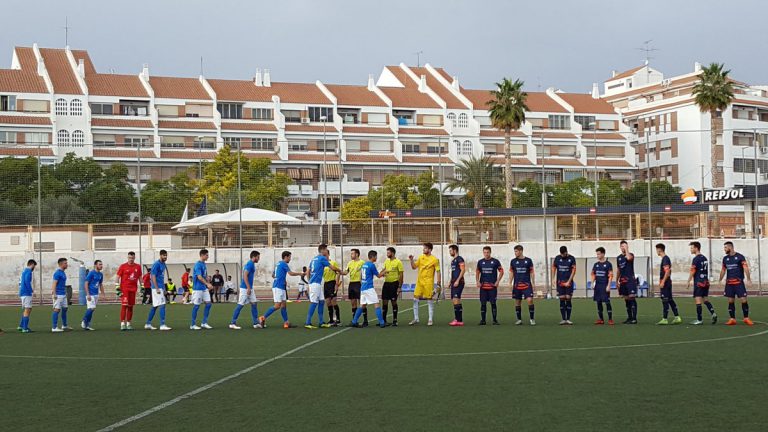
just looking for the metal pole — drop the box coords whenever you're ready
[237,146,243,278]
[753,129,762,294]
[645,125,653,295]
[198,139,202,180]
[438,136,445,293]
[322,117,327,229]
[591,124,599,240]
[137,140,143,270]
[541,133,551,297]
[37,141,43,306]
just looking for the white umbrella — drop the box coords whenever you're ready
[171,213,222,230]
[171,208,299,231]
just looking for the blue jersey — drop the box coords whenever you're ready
[150,260,166,289]
[85,270,103,295]
[241,260,256,289]
[659,255,672,289]
[19,267,33,296]
[617,253,636,286]
[592,261,613,288]
[450,256,465,284]
[53,268,67,295]
[510,257,534,289]
[477,258,502,285]
[192,260,208,291]
[722,253,747,285]
[691,254,709,286]
[273,261,289,290]
[552,255,576,285]
[361,261,379,291]
[309,255,330,285]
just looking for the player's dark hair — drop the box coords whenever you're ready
[514,245,523,251]
[595,247,606,254]
[94,260,102,266]
[482,246,491,252]
[351,248,360,256]
[724,241,734,247]
[318,243,328,252]
[386,247,396,254]
[423,242,433,251]
[689,241,701,250]
[620,240,628,246]
[128,251,135,257]
[199,248,209,256]
[368,250,377,259]
[27,259,37,266]
[282,251,292,259]
[449,244,459,252]
[655,243,666,251]
[559,246,567,254]
[250,250,260,259]
[159,249,168,256]
[57,257,67,265]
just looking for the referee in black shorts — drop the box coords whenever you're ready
[381,247,404,326]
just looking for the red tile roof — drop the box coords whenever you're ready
[538,158,584,167]
[345,153,398,163]
[557,93,617,114]
[732,98,768,108]
[0,70,48,93]
[606,65,645,82]
[284,124,339,133]
[70,50,96,75]
[341,126,393,135]
[324,84,387,107]
[0,146,54,157]
[39,48,83,95]
[398,127,448,136]
[622,98,696,116]
[596,159,632,167]
[220,121,277,132]
[91,118,153,128]
[479,129,527,138]
[408,66,467,109]
[463,89,567,113]
[207,79,332,104]
[604,75,700,101]
[93,148,156,159]
[15,47,38,70]
[402,155,447,164]
[0,115,51,125]
[383,66,414,87]
[582,132,626,141]
[241,151,279,160]
[87,74,148,98]
[532,132,578,139]
[158,120,216,130]
[379,87,440,109]
[150,76,210,100]
[488,155,533,165]
[288,152,340,161]
[160,150,218,159]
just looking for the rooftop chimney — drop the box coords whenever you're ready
[451,76,460,90]
[254,68,262,87]
[263,69,271,87]
[418,74,426,92]
[77,59,85,78]
[611,70,617,78]
[591,83,599,99]
[367,74,375,91]
[141,63,150,81]
[694,62,702,72]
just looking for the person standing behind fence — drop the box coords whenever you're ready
[552,246,576,325]
[592,247,614,325]
[719,241,754,326]
[655,243,682,325]
[190,249,214,330]
[51,258,70,332]
[617,240,638,325]
[381,247,404,326]
[146,250,171,331]
[686,241,717,325]
[476,246,503,326]
[81,260,105,331]
[18,259,36,333]
[509,245,536,326]
[117,251,141,330]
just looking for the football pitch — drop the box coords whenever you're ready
[1,298,766,432]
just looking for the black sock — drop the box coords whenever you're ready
[559,300,567,320]
[669,299,679,317]
[606,300,613,320]
[696,304,703,321]
[382,304,389,321]
[625,300,632,319]
[630,299,637,320]
[480,302,487,322]
[728,303,736,318]
[334,305,340,322]
[392,304,398,322]
[597,302,604,320]
[515,305,522,320]
[457,304,463,322]
[453,304,460,321]
[352,307,357,321]
[704,301,715,315]
[742,303,749,318]
[566,300,573,320]
[491,302,497,321]
[528,304,535,320]
[662,299,670,319]
[363,307,368,323]
[328,305,335,322]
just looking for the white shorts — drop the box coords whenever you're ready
[20,296,33,309]
[191,290,211,305]
[53,294,68,310]
[86,294,99,309]
[309,283,324,303]
[298,283,307,293]
[237,288,258,305]
[360,289,379,306]
[272,288,287,303]
[151,290,166,307]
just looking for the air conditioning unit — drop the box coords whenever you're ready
[279,228,290,239]
[761,146,768,155]
[300,117,310,125]
[661,79,672,87]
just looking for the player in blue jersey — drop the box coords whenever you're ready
[686,241,717,325]
[190,249,214,330]
[655,244,682,325]
[305,243,342,329]
[51,257,71,332]
[17,259,36,333]
[509,245,536,326]
[448,244,466,326]
[719,241,753,326]
[350,250,388,328]
[591,247,614,325]
[146,250,171,331]
[260,251,304,328]
[552,246,576,325]
[230,250,262,330]
[617,240,638,324]
[476,246,503,326]
[81,260,106,331]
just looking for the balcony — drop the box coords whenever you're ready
[287,184,315,196]
[317,179,370,195]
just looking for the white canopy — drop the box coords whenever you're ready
[172,208,300,230]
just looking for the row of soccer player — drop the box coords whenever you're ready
[13,239,754,333]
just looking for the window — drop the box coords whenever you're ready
[403,143,420,153]
[447,113,457,127]
[57,130,70,145]
[0,95,17,111]
[192,138,215,149]
[548,115,570,130]
[367,113,387,125]
[251,138,274,150]
[288,141,307,151]
[427,143,446,154]
[94,134,116,147]
[26,132,48,145]
[156,105,179,117]
[120,100,149,116]
[458,113,468,128]
[308,107,333,122]
[282,110,301,123]
[70,99,83,116]
[90,103,113,115]
[393,110,415,125]
[574,115,596,130]
[659,139,673,151]
[55,98,68,115]
[345,140,361,152]
[324,197,340,211]
[563,170,584,182]
[185,104,212,117]
[338,108,360,124]
[316,140,337,151]
[72,130,85,146]
[733,158,766,174]
[461,140,473,155]
[223,136,241,149]
[252,108,273,120]
[287,202,311,213]
[422,115,442,126]
[0,131,17,144]
[126,136,149,147]
[368,141,390,152]
[483,143,498,155]
[217,103,243,119]
[22,100,47,113]
[160,136,184,148]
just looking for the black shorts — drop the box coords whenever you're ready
[450,282,465,299]
[323,281,337,299]
[479,288,498,302]
[618,283,637,297]
[660,287,673,300]
[348,282,361,300]
[693,281,710,298]
[381,281,400,301]
[556,282,574,297]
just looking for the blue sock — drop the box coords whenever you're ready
[19,315,24,328]
[375,307,384,326]
[231,304,244,324]
[318,300,325,324]
[147,306,157,324]
[21,316,28,330]
[191,304,200,325]
[87,309,95,325]
[280,307,288,322]
[203,303,212,324]
[352,307,363,324]
[159,305,166,325]
[52,310,59,328]
[61,308,68,327]
[250,304,259,325]
[306,303,317,325]
[263,306,276,319]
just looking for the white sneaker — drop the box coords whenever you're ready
[159,325,172,331]
[62,326,73,331]
[566,320,573,325]
[81,321,86,329]
[201,323,213,330]
[559,320,567,325]
[120,323,127,331]
[144,324,156,330]
[51,327,63,333]
[229,324,241,330]
[408,319,419,326]
[253,323,263,329]
[85,325,95,331]
[427,320,434,326]
[530,320,536,326]
[515,320,523,325]
[190,325,201,330]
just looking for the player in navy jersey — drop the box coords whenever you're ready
[591,247,614,325]
[509,245,536,325]
[686,241,717,325]
[476,246,503,326]
[552,246,576,325]
[616,240,638,324]
[718,241,753,326]
[448,244,466,326]
[655,244,682,325]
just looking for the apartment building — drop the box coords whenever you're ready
[0,44,633,219]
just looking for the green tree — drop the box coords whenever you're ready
[54,153,104,192]
[445,155,500,208]
[550,177,594,207]
[141,172,194,222]
[693,63,734,188]
[596,179,624,206]
[368,174,422,209]
[488,78,528,208]
[515,179,543,208]
[415,171,439,209]
[79,163,136,222]
[35,195,90,224]
[622,180,682,205]
[340,196,373,220]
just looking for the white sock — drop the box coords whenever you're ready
[427,300,434,321]
[413,299,420,320]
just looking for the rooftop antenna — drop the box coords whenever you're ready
[200,56,204,76]
[537,75,542,92]
[635,40,659,82]
[63,16,70,47]
[414,50,424,67]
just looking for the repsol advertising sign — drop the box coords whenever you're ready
[702,187,745,203]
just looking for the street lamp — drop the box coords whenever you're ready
[540,133,551,297]
[321,115,328,228]
[196,135,204,180]
[588,122,599,240]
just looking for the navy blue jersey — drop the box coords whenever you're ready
[691,254,709,286]
[450,256,465,284]
[722,253,747,285]
[592,261,613,288]
[617,253,636,286]
[659,255,672,289]
[552,255,576,285]
[510,257,534,289]
[477,258,502,286]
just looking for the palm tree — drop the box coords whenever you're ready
[488,78,528,208]
[693,63,734,188]
[445,155,500,208]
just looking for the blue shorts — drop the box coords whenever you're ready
[450,282,465,299]
[693,281,710,298]
[479,288,497,303]
[512,285,533,300]
[659,287,673,300]
[593,285,611,302]
[724,283,747,298]
[556,282,574,297]
[618,283,637,297]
